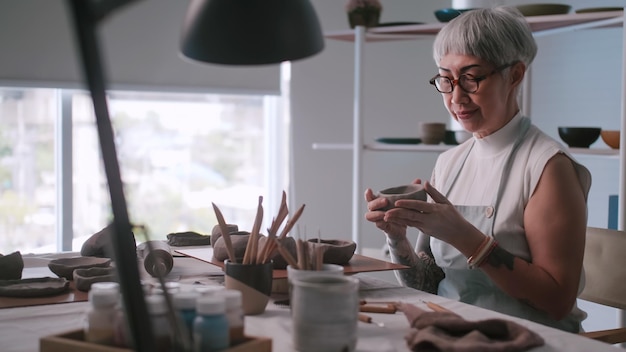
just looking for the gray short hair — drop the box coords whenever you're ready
[433,7,537,68]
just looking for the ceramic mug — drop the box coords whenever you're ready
[291,275,359,352]
[224,260,273,315]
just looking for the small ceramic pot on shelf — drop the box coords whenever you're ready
[346,0,382,28]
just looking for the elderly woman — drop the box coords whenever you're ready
[364,7,590,332]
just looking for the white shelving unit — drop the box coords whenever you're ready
[321,10,626,247]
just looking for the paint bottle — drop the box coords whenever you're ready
[146,294,173,352]
[173,291,199,343]
[84,284,119,345]
[193,295,229,352]
[216,289,245,343]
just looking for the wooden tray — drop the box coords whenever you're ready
[175,247,409,279]
[40,329,272,352]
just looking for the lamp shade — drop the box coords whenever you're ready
[180,0,325,65]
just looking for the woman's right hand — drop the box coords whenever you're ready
[364,188,407,239]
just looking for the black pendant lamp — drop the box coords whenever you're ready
[181,0,325,65]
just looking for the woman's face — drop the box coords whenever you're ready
[436,54,521,138]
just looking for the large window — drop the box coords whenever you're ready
[0,87,287,254]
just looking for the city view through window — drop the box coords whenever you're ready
[0,87,285,254]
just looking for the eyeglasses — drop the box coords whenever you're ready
[429,63,514,94]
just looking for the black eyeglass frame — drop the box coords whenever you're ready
[429,62,516,94]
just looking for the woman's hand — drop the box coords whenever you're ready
[363,179,424,240]
[364,188,407,239]
[383,181,474,248]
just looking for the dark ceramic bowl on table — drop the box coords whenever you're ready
[557,127,601,148]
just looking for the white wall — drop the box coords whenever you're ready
[291,0,624,333]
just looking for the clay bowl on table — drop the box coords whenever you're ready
[48,256,111,280]
[557,127,601,148]
[377,184,427,211]
[73,266,117,292]
[600,130,620,149]
[306,239,357,265]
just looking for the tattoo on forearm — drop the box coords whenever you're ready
[387,238,444,294]
[485,245,515,270]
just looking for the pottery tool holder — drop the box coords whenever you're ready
[212,191,306,266]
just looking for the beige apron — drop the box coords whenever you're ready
[431,117,582,332]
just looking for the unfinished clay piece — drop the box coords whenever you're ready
[48,256,112,280]
[0,251,24,280]
[73,266,118,292]
[307,239,357,265]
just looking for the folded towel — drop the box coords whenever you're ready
[398,303,545,352]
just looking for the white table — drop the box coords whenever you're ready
[0,254,620,352]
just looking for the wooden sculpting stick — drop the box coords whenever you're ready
[212,202,236,263]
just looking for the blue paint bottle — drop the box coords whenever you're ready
[193,295,229,352]
[173,291,199,343]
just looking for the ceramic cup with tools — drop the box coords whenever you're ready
[224,259,273,315]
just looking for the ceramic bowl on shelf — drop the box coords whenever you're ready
[434,8,474,22]
[454,130,472,144]
[443,130,458,145]
[600,130,620,149]
[575,7,623,14]
[418,122,447,145]
[557,127,601,148]
[515,4,571,17]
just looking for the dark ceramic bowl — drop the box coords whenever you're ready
[443,130,458,145]
[434,8,474,22]
[558,127,601,148]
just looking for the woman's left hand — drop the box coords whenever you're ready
[383,181,473,246]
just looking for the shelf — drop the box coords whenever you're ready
[312,142,452,152]
[568,147,620,158]
[313,142,619,156]
[325,9,626,248]
[325,11,624,42]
